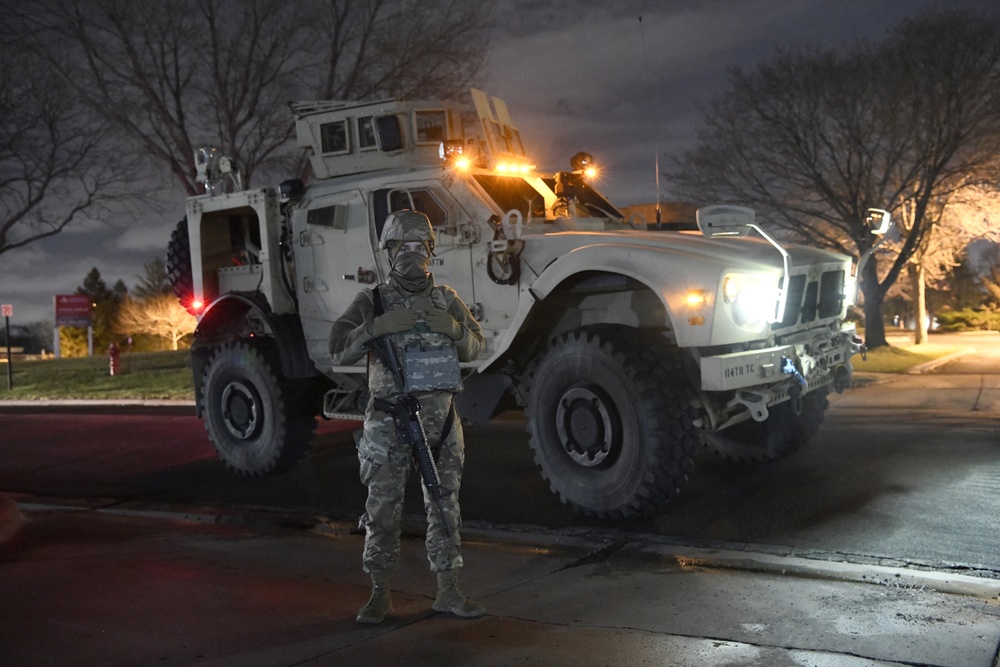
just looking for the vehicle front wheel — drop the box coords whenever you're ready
[202,341,316,475]
[523,327,699,519]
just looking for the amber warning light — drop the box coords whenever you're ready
[440,140,470,171]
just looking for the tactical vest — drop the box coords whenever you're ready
[370,283,463,397]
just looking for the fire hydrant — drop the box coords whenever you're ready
[108,342,120,376]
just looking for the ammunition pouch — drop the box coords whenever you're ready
[402,342,462,393]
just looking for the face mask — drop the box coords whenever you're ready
[390,250,430,291]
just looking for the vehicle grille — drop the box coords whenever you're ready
[773,270,845,329]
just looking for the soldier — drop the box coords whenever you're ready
[329,209,486,624]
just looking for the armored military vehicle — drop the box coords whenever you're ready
[168,89,880,519]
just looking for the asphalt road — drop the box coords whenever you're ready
[1,330,999,579]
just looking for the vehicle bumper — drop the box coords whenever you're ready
[700,325,861,398]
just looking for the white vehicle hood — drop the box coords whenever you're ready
[518,229,848,274]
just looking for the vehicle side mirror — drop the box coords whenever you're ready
[696,205,756,238]
[849,207,894,306]
[865,208,892,235]
[375,115,404,152]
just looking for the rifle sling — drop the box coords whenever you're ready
[371,397,455,457]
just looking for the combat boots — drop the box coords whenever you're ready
[432,570,486,618]
[356,572,393,624]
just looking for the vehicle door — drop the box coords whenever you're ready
[292,188,374,369]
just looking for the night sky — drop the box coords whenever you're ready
[3,0,998,326]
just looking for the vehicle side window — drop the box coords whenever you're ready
[357,117,378,151]
[414,110,447,144]
[320,120,349,154]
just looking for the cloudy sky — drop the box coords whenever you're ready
[3,0,999,327]
[482,0,1000,202]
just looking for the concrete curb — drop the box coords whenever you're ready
[10,496,999,603]
[0,399,195,407]
[462,526,1000,600]
[660,544,1000,600]
[907,346,976,374]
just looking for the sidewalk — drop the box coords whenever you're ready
[2,494,998,667]
[880,331,977,374]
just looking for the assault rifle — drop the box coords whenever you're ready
[365,321,453,538]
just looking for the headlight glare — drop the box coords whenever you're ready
[723,272,779,331]
[723,276,740,303]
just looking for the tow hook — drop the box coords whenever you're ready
[730,389,770,422]
[850,334,867,361]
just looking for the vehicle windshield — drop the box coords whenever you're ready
[472,174,545,220]
[540,176,622,220]
[473,174,623,222]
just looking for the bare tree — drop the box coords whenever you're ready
[313,0,492,101]
[895,180,1000,342]
[132,257,172,300]
[116,293,196,350]
[0,27,138,256]
[668,11,1000,348]
[20,0,494,195]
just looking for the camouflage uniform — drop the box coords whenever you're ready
[328,211,483,584]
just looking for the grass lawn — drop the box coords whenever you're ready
[0,350,194,400]
[852,342,964,373]
[0,335,966,402]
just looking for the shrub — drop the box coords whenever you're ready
[935,308,1000,331]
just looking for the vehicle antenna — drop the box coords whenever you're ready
[638,16,661,228]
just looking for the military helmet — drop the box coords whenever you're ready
[379,209,436,252]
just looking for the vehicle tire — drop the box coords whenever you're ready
[523,326,699,519]
[201,341,317,475]
[704,388,829,463]
[166,218,196,314]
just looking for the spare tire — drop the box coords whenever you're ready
[166,218,196,314]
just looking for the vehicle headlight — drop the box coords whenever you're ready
[722,273,780,332]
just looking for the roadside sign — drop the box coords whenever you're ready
[55,294,92,327]
[1,304,10,317]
